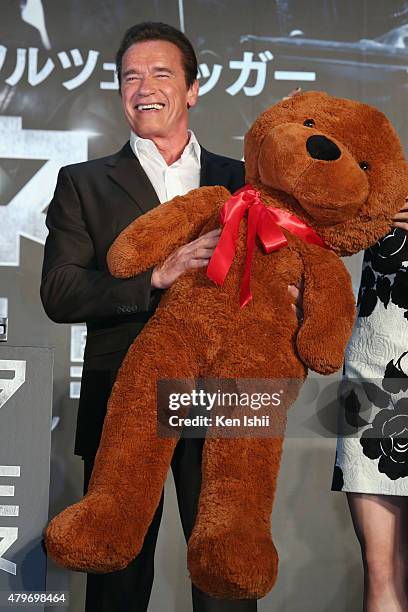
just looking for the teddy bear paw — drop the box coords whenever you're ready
[187,530,279,599]
[45,491,146,572]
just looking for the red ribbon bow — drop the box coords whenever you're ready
[206,184,328,307]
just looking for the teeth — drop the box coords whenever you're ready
[137,103,164,110]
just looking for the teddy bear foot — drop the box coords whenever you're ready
[45,490,148,573]
[187,530,279,599]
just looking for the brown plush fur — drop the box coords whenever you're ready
[45,92,408,598]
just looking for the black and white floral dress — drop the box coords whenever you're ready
[332,228,408,494]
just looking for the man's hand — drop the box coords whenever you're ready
[151,228,221,289]
[288,279,304,325]
[392,196,408,231]
[282,87,301,100]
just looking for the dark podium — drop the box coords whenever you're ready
[0,346,53,610]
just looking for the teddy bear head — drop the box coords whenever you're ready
[244,91,408,255]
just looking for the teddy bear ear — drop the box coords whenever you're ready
[244,128,261,183]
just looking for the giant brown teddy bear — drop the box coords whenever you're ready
[45,92,408,599]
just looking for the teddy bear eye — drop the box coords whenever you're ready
[303,119,315,128]
[359,161,370,171]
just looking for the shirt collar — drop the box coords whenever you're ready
[130,130,201,166]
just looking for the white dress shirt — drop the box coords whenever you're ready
[130,130,201,203]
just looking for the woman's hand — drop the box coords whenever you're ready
[393,196,408,231]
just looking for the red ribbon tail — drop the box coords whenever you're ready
[207,194,249,286]
[207,222,238,286]
[239,204,260,307]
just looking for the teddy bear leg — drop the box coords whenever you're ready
[188,436,284,599]
[45,322,197,573]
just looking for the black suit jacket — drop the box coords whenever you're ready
[41,142,245,457]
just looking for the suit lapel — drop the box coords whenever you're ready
[107,143,235,214]
[106,142,160,215]
[200,147,233,188]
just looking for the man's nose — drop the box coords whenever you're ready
[135,76,156,96]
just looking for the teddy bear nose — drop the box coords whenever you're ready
[306,135,341,161]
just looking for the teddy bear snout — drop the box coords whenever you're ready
[258,123,369,225]
[306,135,341,162]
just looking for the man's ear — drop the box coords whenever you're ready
[187,79,199,109]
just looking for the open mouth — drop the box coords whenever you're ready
[135,103,165,111]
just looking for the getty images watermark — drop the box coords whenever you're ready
[156,376,408,439]
[168,387,282,425]
[158,378,302,438]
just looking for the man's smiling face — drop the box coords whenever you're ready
[120,40,199,142]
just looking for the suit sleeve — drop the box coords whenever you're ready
[40,167,156,324]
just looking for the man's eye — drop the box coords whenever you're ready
[156,74,169,78]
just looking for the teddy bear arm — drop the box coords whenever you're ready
[296,250,356,374]
[107,185,230,278]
